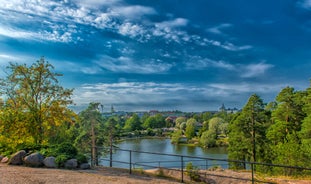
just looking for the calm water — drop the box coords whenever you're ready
[101,138,228,169]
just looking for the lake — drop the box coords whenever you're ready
[100,138,229,169]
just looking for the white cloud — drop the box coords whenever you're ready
[241,62,274,78]
[73,0,121,8]
[113,5,157,18]
[0,26,34,39]
[96,55,173,74]
[118,22,146,39]
[208,82,283,96]
[156,18,188,29]
[71,81,289,112]
[185,58,235,71]
[207,23,232,34]
[204,39,252,51]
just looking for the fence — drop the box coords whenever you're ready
[96,146,311,183]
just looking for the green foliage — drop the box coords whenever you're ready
[56,142,78,159]
[75,102,106,155]
[124,113,141,132]
[175,117,186,128]
[185,162,201,181]
[55,154,70,168]
[185,119,196,140]
[76,153,88,164]
[0,58,75,155]
[228,94,270,168]
[199,130,216,148]
[143,114,165,129]
[171,129,183,144]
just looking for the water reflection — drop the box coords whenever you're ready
[101,138,228,169]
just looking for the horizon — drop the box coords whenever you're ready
[0,0,310,112]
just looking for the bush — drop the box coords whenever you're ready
[55,154,70,168]
[56,142,77,159]
[185,162,201,182]
[76,153,88,164]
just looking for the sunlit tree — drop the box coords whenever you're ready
[0,57,75,148]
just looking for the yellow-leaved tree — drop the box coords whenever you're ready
[0,57,76,153]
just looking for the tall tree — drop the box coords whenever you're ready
[0,58,74,146]
[185,118,196,140]
[228,94,269,168]
[77,102,105,166]
[266,87,306,168]
[301,84,311,168]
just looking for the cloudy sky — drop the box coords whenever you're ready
[0,0,310,112]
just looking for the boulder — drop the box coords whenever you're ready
[24,152,44,167]
[43,157,56,168]
[64,159,78,169]
[8,150,26,165]
[1,156,9,163]
[79,163,90,170]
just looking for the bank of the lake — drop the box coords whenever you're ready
[101,138,228,169]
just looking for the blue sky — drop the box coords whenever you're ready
[0,0,311,112]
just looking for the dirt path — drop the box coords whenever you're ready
[1,164,310,184]
[0,164,179,184]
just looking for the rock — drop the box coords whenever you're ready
[8,150,26,165]
[43,157,56,168]
[79,163,90,170]
[1,156,9,163]
[64,159,78,169]
[24,152,44,167]
[0,155,3,162]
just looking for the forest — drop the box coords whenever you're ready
[0,59,310,175]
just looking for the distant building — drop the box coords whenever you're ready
[219,104,240,113]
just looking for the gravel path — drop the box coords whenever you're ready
[0,164,179,184]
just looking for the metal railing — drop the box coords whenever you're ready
[96,147,311,183]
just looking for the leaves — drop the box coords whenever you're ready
[0,57,75,152]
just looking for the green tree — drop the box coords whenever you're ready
[301,84,311,168]
[175,117,186,128]
[0,58,74,148]
[143,114,165,129]
[266,87,306,168]
[208,117,224,134]
[171,129,183,144]
[228,94,269,169]
[76,102,105,166]
[185,118,196,140]
[200,130,217,148]
[105,116,120,167]
[123,113,141,132]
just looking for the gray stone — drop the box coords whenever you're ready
[1,156,9,163]
[43,157,56,168]
[79,163,90,170]
[0,155,3,162]
[24,152,44,167]
[64,159,78,169]
[8,150,26,165]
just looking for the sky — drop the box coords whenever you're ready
[0,0,311,112]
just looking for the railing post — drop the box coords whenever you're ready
[251,162,254,184]
[129,150,132,174]
[206,159,208,170]
[181,156,184,183]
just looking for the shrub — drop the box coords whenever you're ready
[55,154,70,168]
[56,142,77,159]
[185,162,201,182]
[76,153,88,164]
